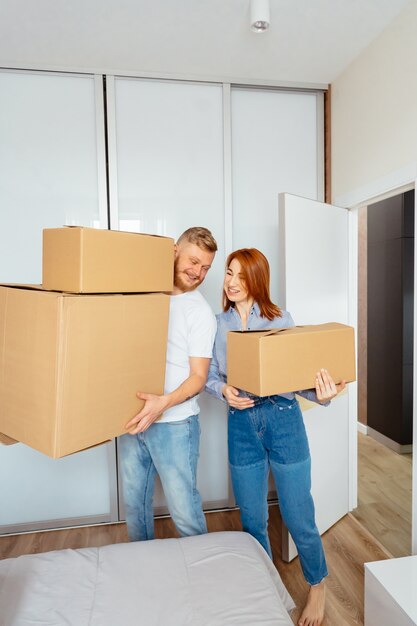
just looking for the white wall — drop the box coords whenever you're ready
[331,0,417,555]
[331,0,417,203]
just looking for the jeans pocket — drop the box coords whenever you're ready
[278,398,298,411]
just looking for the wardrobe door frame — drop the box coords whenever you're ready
[0,69,118,534]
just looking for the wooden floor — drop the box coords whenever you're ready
[0,506,389,626]
[352,432,412,557]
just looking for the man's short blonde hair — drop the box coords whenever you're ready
[177,227,218,253]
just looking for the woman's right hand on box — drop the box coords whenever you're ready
[222,385,255,410]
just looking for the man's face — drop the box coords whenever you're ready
[173,242,215,293]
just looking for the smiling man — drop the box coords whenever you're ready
[119,227,217,542]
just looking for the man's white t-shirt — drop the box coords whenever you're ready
[159,290,217,422]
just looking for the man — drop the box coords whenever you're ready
[119,226,217,542]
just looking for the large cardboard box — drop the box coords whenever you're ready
[42,226,174,293]
[227,322,356,397]
[0,285,169,457]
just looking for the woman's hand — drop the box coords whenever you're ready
[315,369,346,404]
[222,385,255,410]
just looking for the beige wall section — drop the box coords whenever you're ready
[331,0,417,202]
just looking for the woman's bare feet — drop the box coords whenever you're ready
[298,580,325,626]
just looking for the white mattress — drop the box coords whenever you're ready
[0,531,295,626]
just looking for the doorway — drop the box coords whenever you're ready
[352,189,414,557]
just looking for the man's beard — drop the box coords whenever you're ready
[174,261,203,293]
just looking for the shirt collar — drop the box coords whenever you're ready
[252,302,261,317]
[227,302,261,317]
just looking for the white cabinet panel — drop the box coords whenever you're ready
[0,71,104,283]
[231,88,321,304]
[0,70,116,532]
[110,77,226,312]
[365,557,417,626]
[0,444,113,527]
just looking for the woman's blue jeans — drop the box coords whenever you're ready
[119,415,207,542]
[228,395,328,586]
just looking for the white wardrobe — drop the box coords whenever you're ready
[0,69,323,532]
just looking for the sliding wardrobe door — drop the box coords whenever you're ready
[230,87,323,503]
[107,77,230,511]
[0,70,117,532]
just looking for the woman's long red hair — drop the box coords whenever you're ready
[223,248,282,320]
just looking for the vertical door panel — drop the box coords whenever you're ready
[109,78,229,511]
[279,193,350,561]
[231,88,321,303]
[230,89,322,499]
[0,70,117,532]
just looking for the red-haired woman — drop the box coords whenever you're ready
[206,248,345,626]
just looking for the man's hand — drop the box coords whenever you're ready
[125,392,169,435]
[222,385,255,410]
[315,369,346,404]
[125,357,210,435]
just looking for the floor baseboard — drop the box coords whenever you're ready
[357,421,368,435]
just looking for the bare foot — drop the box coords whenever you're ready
[298,580,325,626]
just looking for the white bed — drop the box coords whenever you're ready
[0,531,295,626]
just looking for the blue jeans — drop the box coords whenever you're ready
[119,415,207,541]
[228,395,328,586]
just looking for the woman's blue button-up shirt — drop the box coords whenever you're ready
[205,302,323,405]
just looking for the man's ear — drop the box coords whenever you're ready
[174,243,179,258]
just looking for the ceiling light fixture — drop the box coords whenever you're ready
[250,0,270,33]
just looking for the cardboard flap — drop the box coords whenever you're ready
[262,324,348,338]
[229,329,277,337]
[0,283,44,291]
[230,326,302,338]
[262,327,295,337]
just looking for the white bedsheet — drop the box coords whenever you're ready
[0,531,295,625]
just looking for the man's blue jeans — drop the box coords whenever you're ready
[119,415,207,541]
[228,395,328,586]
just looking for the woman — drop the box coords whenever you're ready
[206,248,346,626]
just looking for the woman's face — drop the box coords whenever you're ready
[224,258,250,304]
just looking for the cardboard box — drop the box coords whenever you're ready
[0,285,169,457]
[42,226,174,293]
[227,322,356,397]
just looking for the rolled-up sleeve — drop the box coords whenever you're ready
[296,388,330,407]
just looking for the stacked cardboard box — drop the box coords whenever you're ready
[0,227,174,458]
[227,323,356,396]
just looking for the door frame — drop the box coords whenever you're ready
[335,163,417,554]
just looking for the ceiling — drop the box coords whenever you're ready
[0,0,413,84]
